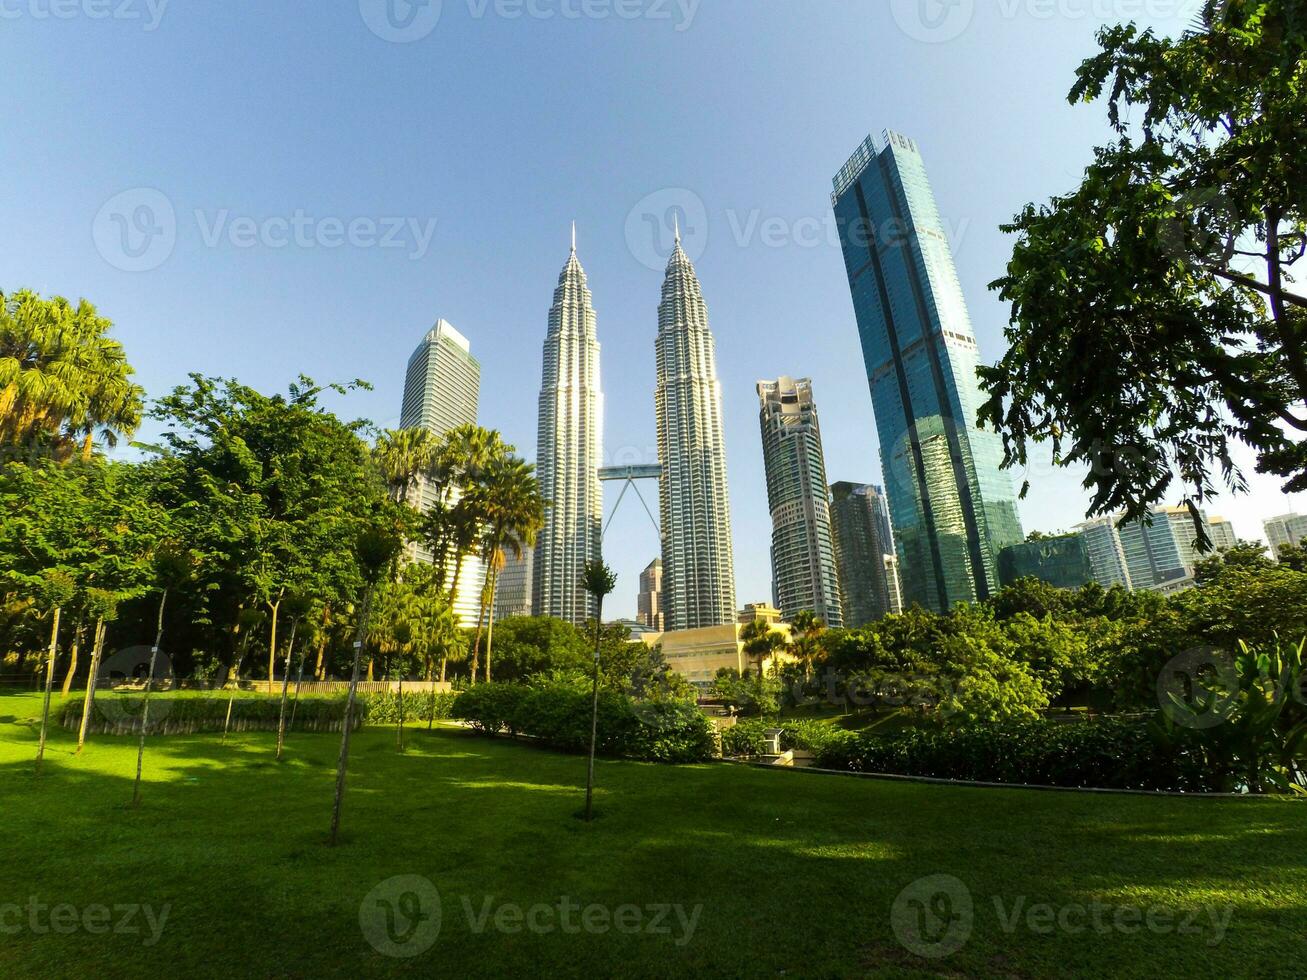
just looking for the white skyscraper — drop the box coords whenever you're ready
[398,320,486,627]
[655,229,736,630]
[533,229,604,624]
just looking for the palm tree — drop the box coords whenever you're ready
[0,290,144,460]
[581,559,617,823]
[424,425,508,588]
[373,428,439,506]
[468,454,545,685]
[789,610,826,676]
[741,619,786,679]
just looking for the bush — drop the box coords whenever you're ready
[719,718,847,758]
[360,691,457,725]
[813,718,1221,793]
[719,718,773,757]
[452,680,715,763]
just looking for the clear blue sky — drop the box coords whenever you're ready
[3,0,1301,618]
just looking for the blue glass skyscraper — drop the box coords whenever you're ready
[831,131,1023,611]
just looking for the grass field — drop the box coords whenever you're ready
[2,691,1304,978]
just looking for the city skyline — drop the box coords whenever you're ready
[15,6,1304,620]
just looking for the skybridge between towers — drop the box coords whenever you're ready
[598,464,662,540]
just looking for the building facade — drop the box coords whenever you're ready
[637,558,664,632]
[832,131,1023,613]
[997,535,1095,590]
[1116,515,1191,591]
[398,320,486,627]
[756,377,843,628]
[829,482,899,626]
[1264,513,1307,560]
[655,229,737,630]
[1075,516,1133,590]
[494,547,533,621]
[533,233,604,624]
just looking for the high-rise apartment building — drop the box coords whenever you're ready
[756,377,843,628]
[1075,516,1133,590]
[637,558,664,632]
[655,228,736,630]
[533,231,604,624]
[1158,506,1237,568]
[1264,513,1307,560]
[832,131,1023,612]
[829,482,899,626]
[398,320,486,626]
[1116,514,1191,590]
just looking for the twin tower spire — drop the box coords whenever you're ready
[532,226,736,630]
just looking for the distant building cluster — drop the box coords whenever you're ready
[395,129,1298,639]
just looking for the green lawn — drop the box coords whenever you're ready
[2,691,1304,979]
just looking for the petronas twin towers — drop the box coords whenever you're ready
[533,226,736,630]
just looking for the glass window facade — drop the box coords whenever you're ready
[832,132,1023,612]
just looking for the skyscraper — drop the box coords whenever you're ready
[533,229,604,625]
[655,228,737,630]
[1158,506,1236,568]
[1116,515,1190,590]
[1074,517,1133,590]
[756,377,842,627]
[398,320,486,626]
[1263,513,1307,560]
[495,546,533,621]
[637,558,663,632]
[830,482,900,626]
[832,131,1024,612]
[997,535,1095,590]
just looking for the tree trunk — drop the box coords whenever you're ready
[222,696,234,744]
[289,647,307,730]
[275,619,300,760]
[76,618,107,754]
[396,675,405,753]
[60,621,83,698]
[584,596,604,823]
[267,594,282,695]
[35,605,62,772]
[484,566,501,684]
[131,588,168,807]
[329,582,377,846]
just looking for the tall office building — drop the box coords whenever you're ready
[495,547,534,621]
[1074,517,1133,590]
[756,378,843,628]
[830,482,901,625]
[1264,513,1307,560]
[398,320,486,626]
[998,535,1095,590]
[832,131,1023,612]
[1116,515,1190,590]
[533,229,604,624]
[637,558,664,632]
[655,228,737,630]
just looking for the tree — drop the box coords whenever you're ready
[979,2,1307,546]
[581,559,617,823]
[34,569,75,771]
[0,289,144,460]
[468,453,545,685]
[741,619,788,679]
[330,519,402,846]
[373,427,438,506]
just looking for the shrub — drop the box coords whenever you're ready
[452,680,715,763]
[719,718,773,757]
[360,691,457,725]
[814,718,1221,793]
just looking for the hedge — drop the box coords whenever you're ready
[813,719,1223,793]
[55,690,455,736]
[452,681,716,764]
[720,718,846,758]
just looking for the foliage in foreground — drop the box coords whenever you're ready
[453,679,716,764]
